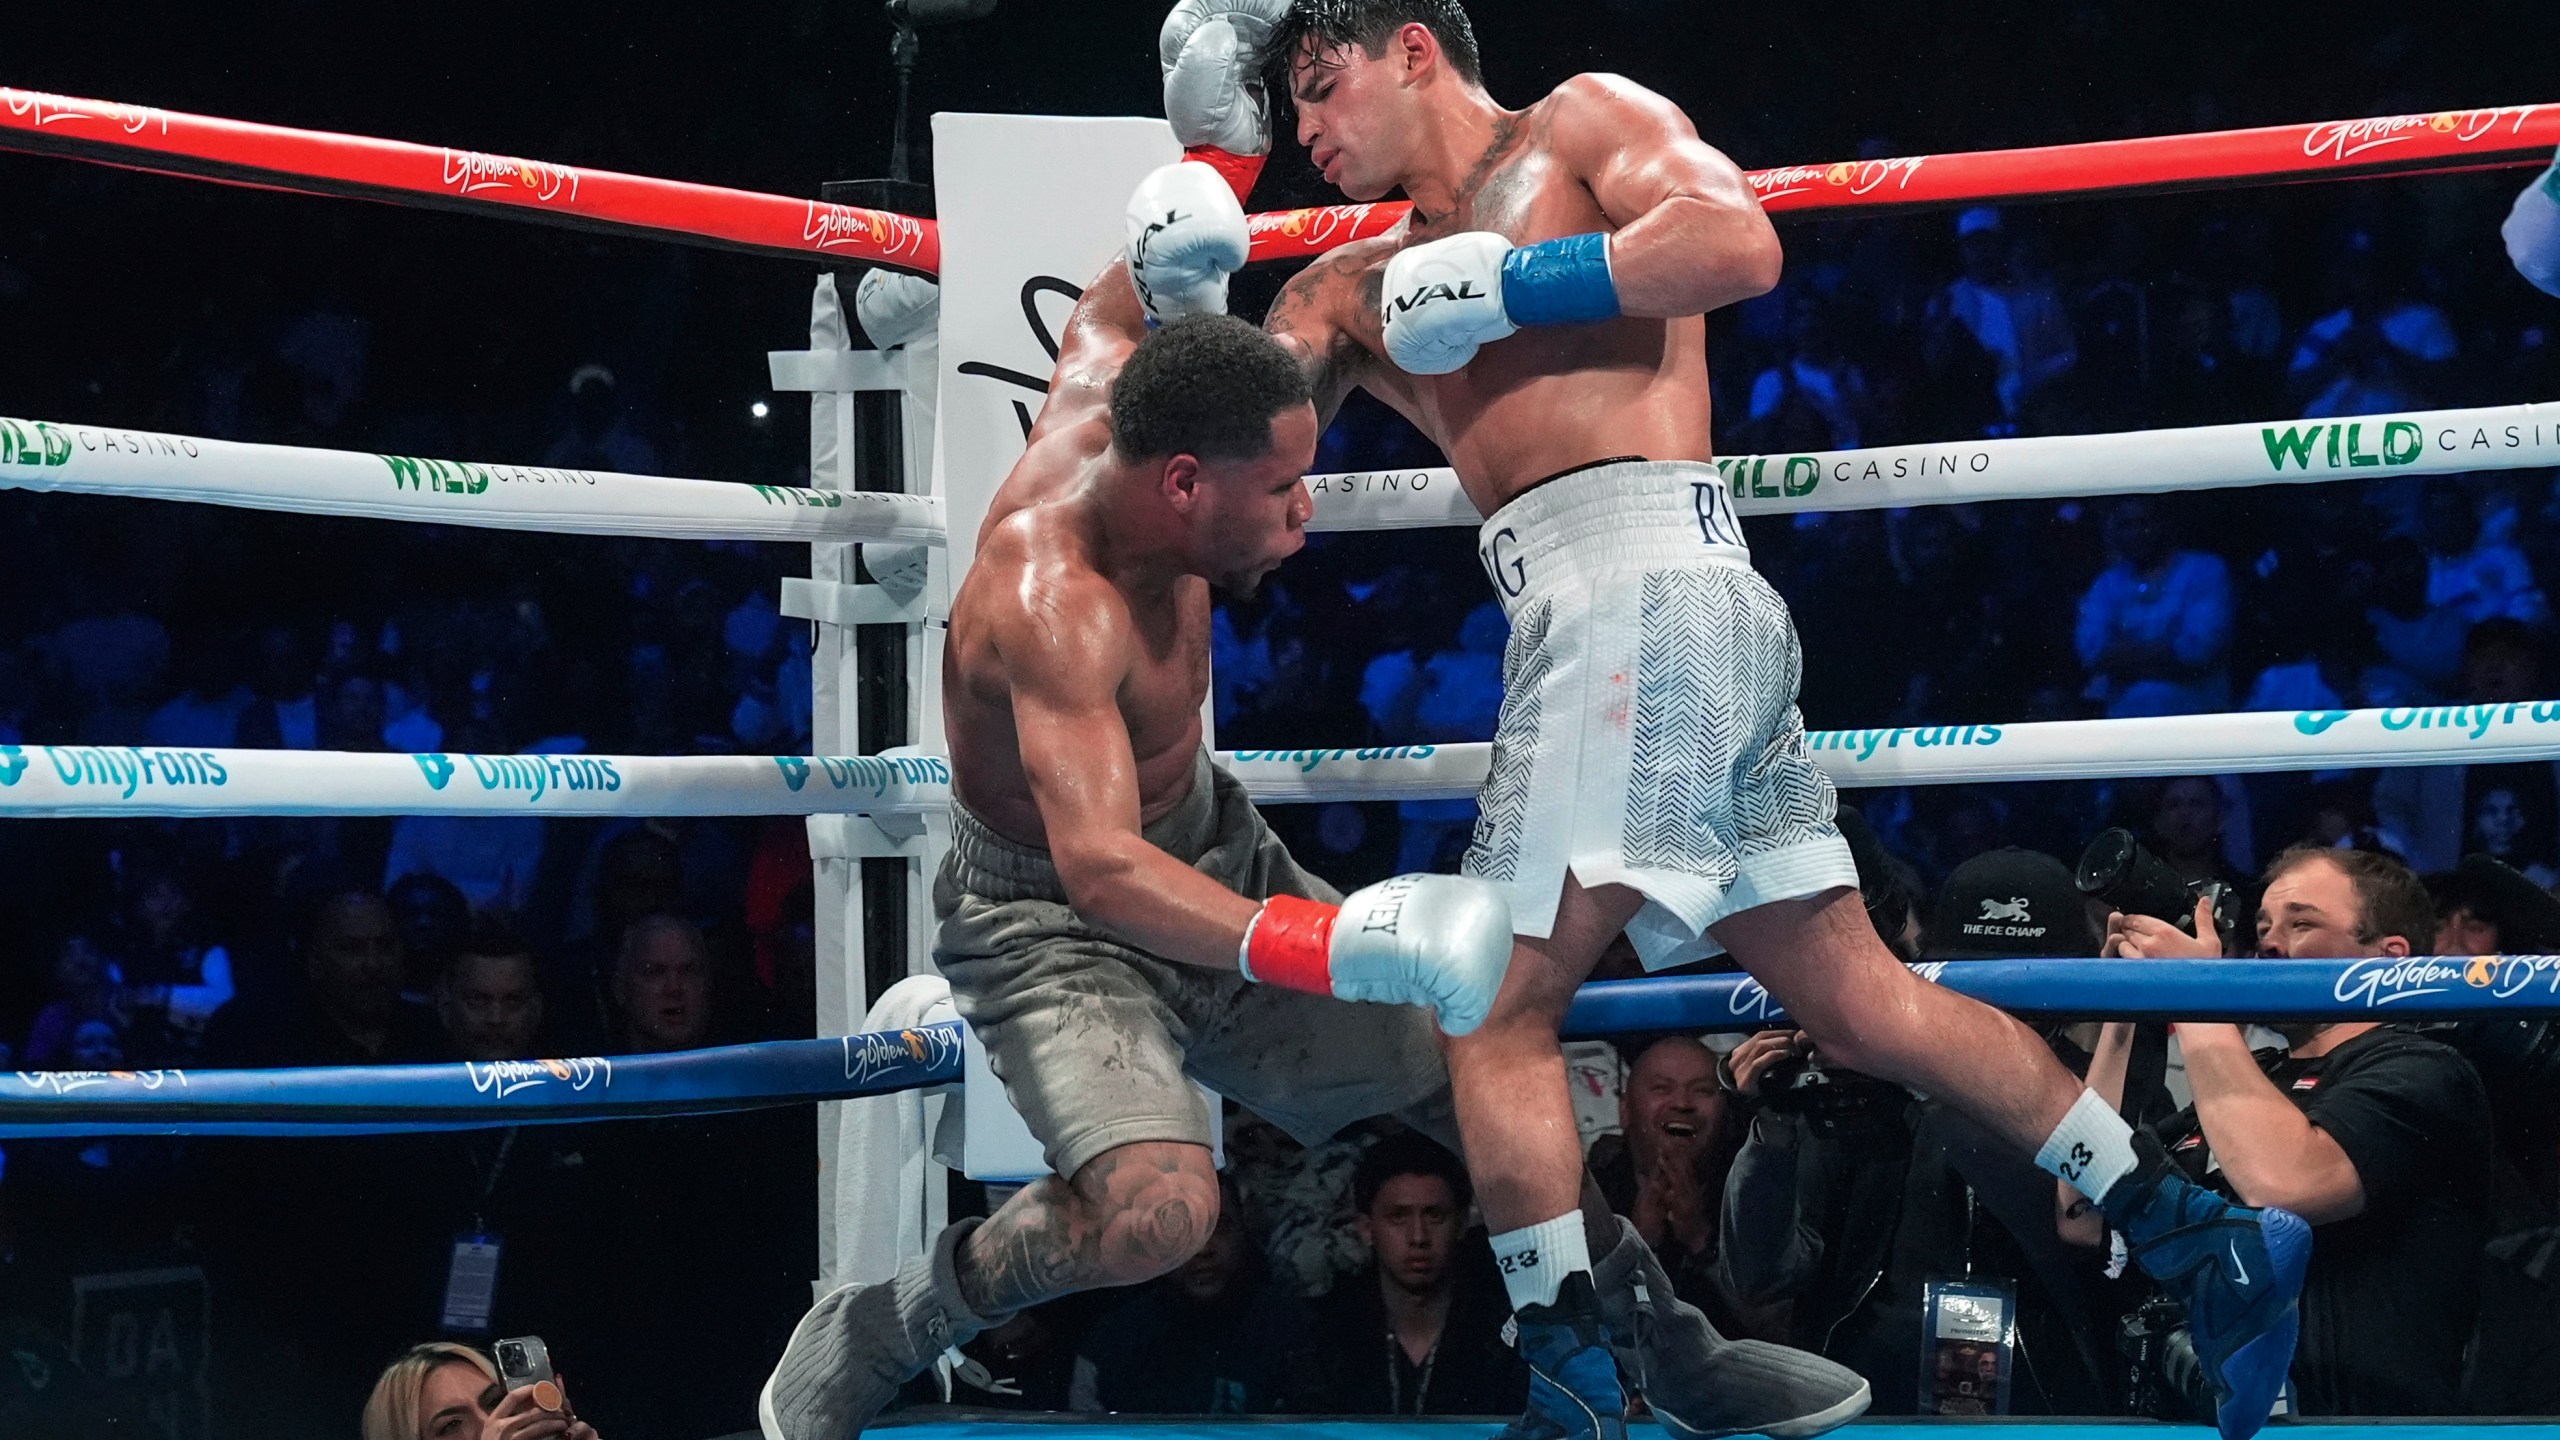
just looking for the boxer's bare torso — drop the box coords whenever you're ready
[1266,74,1736,516]
[943,265,1213,844]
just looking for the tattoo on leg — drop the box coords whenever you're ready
[952,1146,1213,1316]
[956,1177,1098,1316]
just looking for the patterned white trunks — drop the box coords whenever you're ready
[1461,458,1858,969]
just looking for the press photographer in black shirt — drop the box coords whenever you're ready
[2076,845,2493,1416]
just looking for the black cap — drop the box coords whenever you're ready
[1929,847,2101,960]
[2446,853,2560,953]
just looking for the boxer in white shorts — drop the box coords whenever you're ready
[1129,5,2311,1439]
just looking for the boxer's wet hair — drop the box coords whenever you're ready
[1266,0,1483,101]
[1110,314,1311,463]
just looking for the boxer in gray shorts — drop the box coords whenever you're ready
[936,748,1449,1182]
[761,257,1511,1440]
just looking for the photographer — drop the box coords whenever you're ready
[2075,845,2493,1416]
[1720,848,2129,1414]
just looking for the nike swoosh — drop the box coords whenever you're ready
[2229,1240,2250,1287]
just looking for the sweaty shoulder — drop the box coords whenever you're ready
[1545,72,1695,149]
[976,505,1132,681]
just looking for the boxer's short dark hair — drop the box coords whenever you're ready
[1351,1130,1472,1215]
[1110,313,1310,462]
[1267,0,1484,96]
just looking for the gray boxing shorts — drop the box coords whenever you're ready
[935,749,1452,1180]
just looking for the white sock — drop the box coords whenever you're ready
[2035,1088,2139,1200]
[1490,1211,1590,1311]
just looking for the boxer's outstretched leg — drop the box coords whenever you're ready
[761,1141,1216,1440]
[1714,888,2307,1440]
[1446,874,1868,1440]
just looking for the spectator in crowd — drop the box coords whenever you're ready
[2373,620,2555,873]
[2074,497,2233,717]
[609,913,714,1052]
[433,917,548,1062]
[234,623,323,750]
[21,933,121,1069]
[1724,847,2125,1415]
[204,887,440,1067]
[1360,601,1507,872]
[2128,775,2251,894]
[144,629,250,748]
[388,870,471,996]
[1940,208,2077,426]
[360,1341,600,1440]
[1070,1173,1306,1415]
[107,845,234,1061]
[2084,846,2493,1416]
[1299,1133,1526,1416]
[1588,1035,1742,1327]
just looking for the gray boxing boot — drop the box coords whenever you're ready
[760,1218,1005,1440]
[1594,1217,1872,1440]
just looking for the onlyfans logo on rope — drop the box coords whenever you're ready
[442,150,581,203]
[1230,746,1442,774]
[803,203,931,260]
[33,747,229,799]
[13,1068,187,1096]
[1749,156,1926,204]
[466,1057,611,1100]
[410,753,623,803]
[771,753,951,795]
[2294,703,2560,741]
[844,1024,963,1087]
[1,89,166,134]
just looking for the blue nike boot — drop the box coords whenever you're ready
[2100,1131,2311,1440]
[1501,1271,1627,1440]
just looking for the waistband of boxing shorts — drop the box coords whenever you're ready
[1474,458,1752,611]
[945,748,1220,901]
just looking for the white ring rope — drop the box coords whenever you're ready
[7,702,2558,816]
[0,415,946,545]
[1302,400,2560,532]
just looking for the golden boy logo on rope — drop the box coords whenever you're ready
[0,89,166,135]
[802,202,930,260]
[465,1057,611,1100]
[440,150,581,203]
[2334,955,2471,1008]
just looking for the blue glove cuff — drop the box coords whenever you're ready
[1500,232,1621,327]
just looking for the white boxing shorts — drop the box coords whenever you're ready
[1462,458,1858,969]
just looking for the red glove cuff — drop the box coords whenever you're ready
[1243,894,1335,995]
[1184,145,1266,205]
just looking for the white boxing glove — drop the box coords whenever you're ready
[1126,160,1251,323]
[1382,231,1518,375]
[1239,873,1513,1036]
[855,269,940,351]
[1161,0,1293,200]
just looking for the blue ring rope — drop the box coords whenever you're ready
[1,1021,963,1138]
[8,957,2556,1136]
[1560,954,2560,1036]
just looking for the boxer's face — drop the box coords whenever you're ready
[1289,36,1419,202]
[1187,403,1318,597]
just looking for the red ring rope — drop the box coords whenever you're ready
[1246,104,2560,262]
[3,86,2552,278]
[0,87,937,273]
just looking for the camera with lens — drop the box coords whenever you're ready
[2076,828,2236,942]
[1757,1054,1908,1140]
[2117,1296,2211,1421]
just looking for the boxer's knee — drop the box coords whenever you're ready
[1066,1140,1222,1287]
